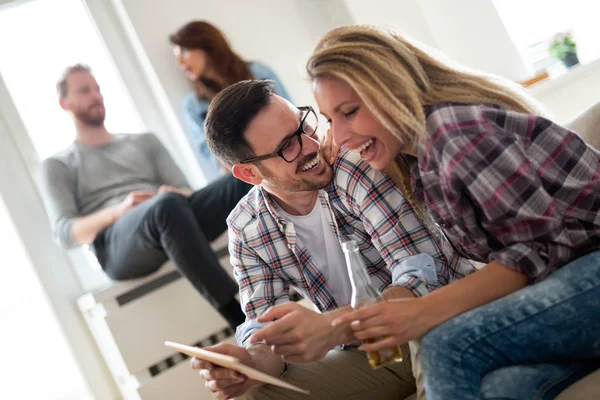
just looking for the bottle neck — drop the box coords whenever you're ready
[344,246,382,308]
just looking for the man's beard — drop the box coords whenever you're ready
[257,153,332,192]
[74,105,105,126]
[265,175,329,192]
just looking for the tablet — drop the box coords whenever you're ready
[164,341,310,395]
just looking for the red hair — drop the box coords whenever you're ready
[169,21,252,97]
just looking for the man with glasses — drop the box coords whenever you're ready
[191,80,473,400]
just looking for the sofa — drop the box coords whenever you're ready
[553,103,600,399]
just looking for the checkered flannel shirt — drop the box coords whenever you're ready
[418,103,600,281]
[230,150,474,346]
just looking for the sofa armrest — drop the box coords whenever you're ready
[564,102,600,150]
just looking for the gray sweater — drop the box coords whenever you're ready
[37,133,189,250]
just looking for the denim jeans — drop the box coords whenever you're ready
[419,250,600,400]
[94,174,251,308]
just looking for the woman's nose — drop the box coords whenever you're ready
[331,122,351,148]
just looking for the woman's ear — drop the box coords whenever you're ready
[232,163,262,185]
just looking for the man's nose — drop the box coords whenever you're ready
[300,133,320,155]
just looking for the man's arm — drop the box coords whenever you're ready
[248,286,416,365]
[190,221,292,399]
[70,206,119,245]
[71,190,155,245]
[38,157,157,248]
[37,158,83,249]
[227,215,294,344]
[194,303,358,400]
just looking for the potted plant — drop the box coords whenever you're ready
[549,32,579,68]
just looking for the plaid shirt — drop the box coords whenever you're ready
[229,150,473,346]
[418,103,600,282]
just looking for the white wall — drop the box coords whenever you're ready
[118,0,598,141]
[418,0,530,81]
[529,61,600,122]
[117,0,532,150]
[344,0,530,81]
[343,0,436,46]
[119,0,353,129]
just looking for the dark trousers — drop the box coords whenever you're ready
[93,174,252,309]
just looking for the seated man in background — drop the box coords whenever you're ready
[37,64,251,329]
[191,80,474,399]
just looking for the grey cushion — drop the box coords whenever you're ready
[564,102,600,150]
[554,102,600,397]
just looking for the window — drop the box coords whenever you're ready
[0,0,145,162]
[0,195,91,400]
[0,0,148,288]
[0,1,158,397]
[494,0,600,74]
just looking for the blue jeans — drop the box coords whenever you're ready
[419,250,600,399]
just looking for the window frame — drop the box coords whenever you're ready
[0,0,206,398]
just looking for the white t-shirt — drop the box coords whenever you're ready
[279,201,351,306]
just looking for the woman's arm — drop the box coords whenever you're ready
[332,260,527,351]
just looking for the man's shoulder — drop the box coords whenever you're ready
[125,132,157,143]
[122,132,163,151]
[227,185,269,235]
[41,144,78,170]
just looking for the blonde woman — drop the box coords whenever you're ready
[308,25,600,399]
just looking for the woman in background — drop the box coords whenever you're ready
[170,21,292,182]
[308,25,600,399]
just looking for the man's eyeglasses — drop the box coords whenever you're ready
[239,106,319,164]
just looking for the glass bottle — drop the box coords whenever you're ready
[342,240,403,369]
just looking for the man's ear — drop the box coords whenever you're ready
[232,163,263,186]
[59,97,69,112]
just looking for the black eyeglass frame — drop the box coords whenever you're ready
[238,106,318,164]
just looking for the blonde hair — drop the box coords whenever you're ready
[306,25,540,219]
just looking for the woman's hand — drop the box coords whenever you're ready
[331,298,432,352]
[319,128,340,165]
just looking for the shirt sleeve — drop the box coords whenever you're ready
[335,154,439,297]
[145,133,190,189]
[428,106,562,281]
[229,225,290,347]
[391,253,437,291]
[36,158,80,249]
[182,97,223,182]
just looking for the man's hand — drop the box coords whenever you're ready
[191,343,258,400]
[248,303,335,364]
[113,190,155,220]
[158,185,193,197]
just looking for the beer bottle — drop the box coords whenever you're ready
[342,240,403,369]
